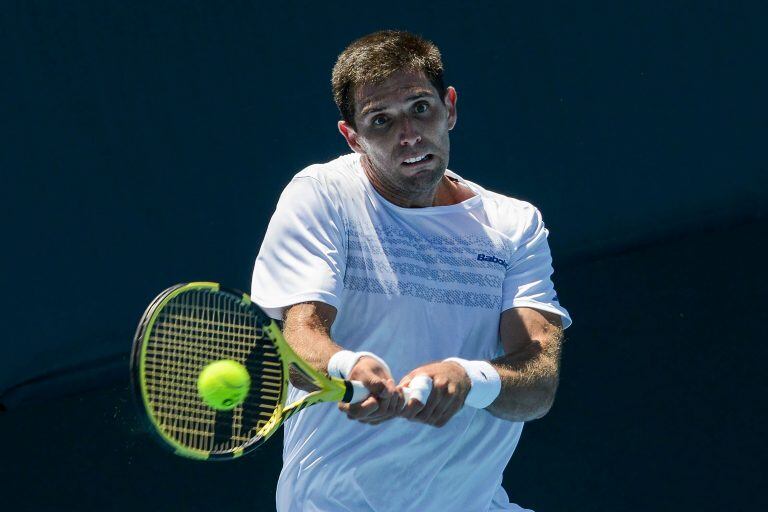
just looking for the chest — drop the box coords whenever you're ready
[343,209,509,310]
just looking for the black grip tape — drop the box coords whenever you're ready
[342,380,354,403]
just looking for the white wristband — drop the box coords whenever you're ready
[444,357,501,409]
[328,350,391,379]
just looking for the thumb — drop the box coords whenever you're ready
[365,376,393,398]
[398,373,414,388]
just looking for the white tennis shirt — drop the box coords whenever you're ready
[251,153,571,512]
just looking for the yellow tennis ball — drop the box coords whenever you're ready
[197,360,251,410]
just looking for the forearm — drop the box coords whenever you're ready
[485,327,563,422]
[284,303,400,423]
[282,302,341,374]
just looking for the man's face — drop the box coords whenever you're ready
[338,69,457,202]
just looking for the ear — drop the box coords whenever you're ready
[444,86,458,131]
[338,120,363,153]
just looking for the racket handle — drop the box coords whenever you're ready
[348,380,370,403]
[347,375,433,405]
[403,374,433,405]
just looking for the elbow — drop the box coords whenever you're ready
[529,392,555,420]
[490,377,559,422]
[528,378,559,420]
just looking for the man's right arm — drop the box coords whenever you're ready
[282,301,404,423]
[282,301,342,372]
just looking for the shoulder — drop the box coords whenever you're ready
[274,154,362,226]
[290,153,362,197]
[452,172,544,241]
[487,195,543,244]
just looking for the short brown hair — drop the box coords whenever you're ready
[332,30,446,127]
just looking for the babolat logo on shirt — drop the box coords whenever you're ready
[477,254,508,268]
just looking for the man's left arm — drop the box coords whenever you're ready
[485,306,563,421]
[398,306,564,426]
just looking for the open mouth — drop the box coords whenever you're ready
[401,154,433,167]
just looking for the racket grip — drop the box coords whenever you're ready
[348,380,370,403]
[403,374,433,405]
[347,375,434,405]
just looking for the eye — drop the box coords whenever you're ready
[414,101,429,114]
[372,115,388,127]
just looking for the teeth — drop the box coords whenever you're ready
[405,155,427,164]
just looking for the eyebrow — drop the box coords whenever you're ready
[360,91,434,117]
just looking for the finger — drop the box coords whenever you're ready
[346,395,380,419]
[358,399,402,424]
[398,373,414,388]
[358,411,397,425]
[393,389,406,415]
[435,404,461,427]
[430,400,451,422]
[368,416,396,425]
[400,394,427,419]
[382,386,405,418]
[365,378,393,399]
[397,378,429,418]
[429,383,457,420]
[380,378,398,405]
[403,375,433,405]
[366,382,403,421]
[359,418,386,425]
[414,387,443,424]
[367,380,394,417]
[432,401,462,428]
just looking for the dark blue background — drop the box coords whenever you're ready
[1,2,765,510]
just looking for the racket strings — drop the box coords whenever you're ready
[143,288,283,455]
[289,363,323,393]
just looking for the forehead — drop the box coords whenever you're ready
[354,69,438,116]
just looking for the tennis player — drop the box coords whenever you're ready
[251,30,571,512]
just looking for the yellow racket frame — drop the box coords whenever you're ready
[132,282,352,461]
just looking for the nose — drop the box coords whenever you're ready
[399,117,422,146]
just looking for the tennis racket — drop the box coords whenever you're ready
[131,282,430,461]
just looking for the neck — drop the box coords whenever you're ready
[432,175,475,206]
[361,156,474,208]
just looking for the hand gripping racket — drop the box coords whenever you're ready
[130,282,432,461]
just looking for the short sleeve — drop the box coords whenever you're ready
[250,175,347,320]
[501,206,572,329]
